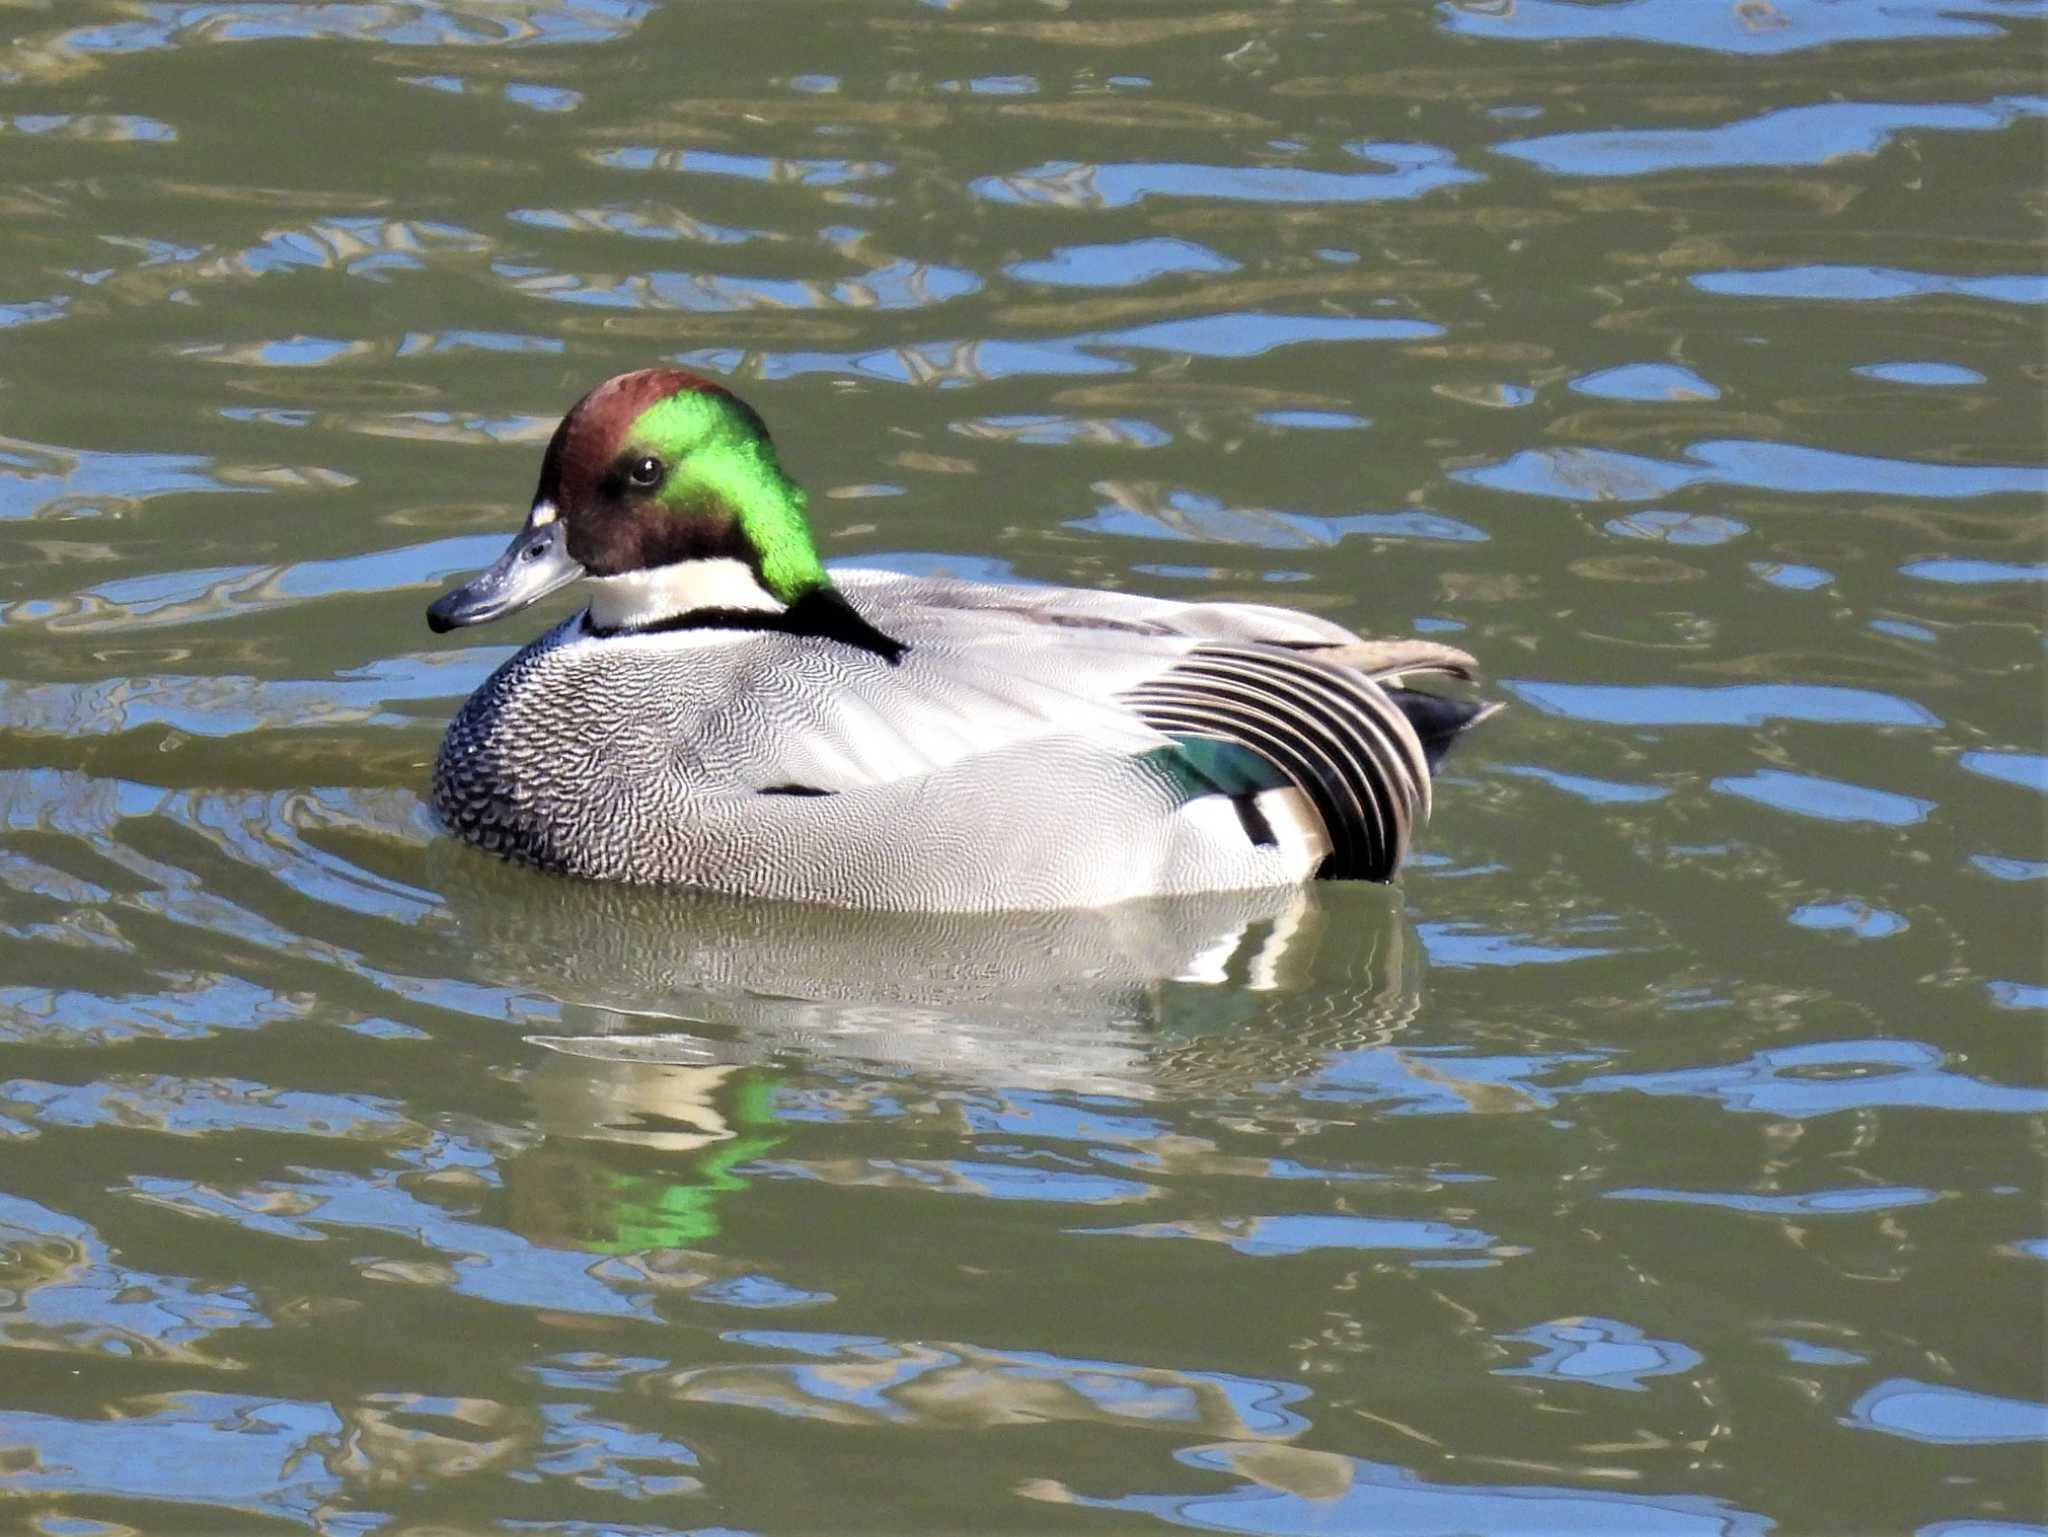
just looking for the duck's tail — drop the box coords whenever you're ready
[1386,689,1501,772]
[1318,637,1499,773]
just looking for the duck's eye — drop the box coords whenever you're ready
[627,456,664,489]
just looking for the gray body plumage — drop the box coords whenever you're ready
[432,569,1485,911]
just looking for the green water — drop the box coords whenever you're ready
[0,2,2043,1532]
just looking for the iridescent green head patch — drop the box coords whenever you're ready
[536,369,826,600]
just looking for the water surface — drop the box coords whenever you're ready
[0,1,2043,1532]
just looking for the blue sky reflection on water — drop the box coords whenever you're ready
[1854,361,1989,387]
[1691,266,2048,304]
[1436,0,2024,53]
[1493,1316,1704,1392]
[1007,236,1240,288]
[1052,1442,1775,1536]
[1076,1214,1498,1257]
[1569,363,1721,401]
[1578,1041,2048,1118]
[60,1,655,54]
[1713,770,1934,827]
[0,438,254,519]
[1497,96,2048,177]
[1502,682,1938,729]
[972,144,1483,208]
[1844,1380,2048,1446]
[1457,441,2048,502]
[0,1394,344,1520]
[670,313,1444,386]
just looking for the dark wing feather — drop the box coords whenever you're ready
[1128,684,1378,874]
[1123,643,1434,882]
[1133,666,1386,875]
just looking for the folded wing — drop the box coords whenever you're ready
[807,572,1488,881]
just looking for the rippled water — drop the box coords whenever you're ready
[1,2,2044,1532]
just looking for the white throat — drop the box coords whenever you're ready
[586,558,784,632]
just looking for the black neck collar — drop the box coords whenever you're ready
[586,585,906,665]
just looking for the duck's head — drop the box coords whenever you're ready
[427,370,898,656]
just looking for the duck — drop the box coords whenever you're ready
[424,369,1493,911]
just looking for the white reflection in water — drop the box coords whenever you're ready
[651,1330,1310,1438]
[438,850,1426,1099]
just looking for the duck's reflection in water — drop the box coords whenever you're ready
[431,849,1427,1252]
[436,846,1423,1095]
